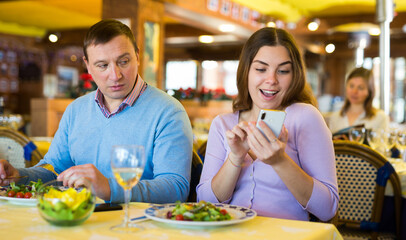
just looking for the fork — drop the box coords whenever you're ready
[4,176,28,180]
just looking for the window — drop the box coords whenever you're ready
[202,60,238,96]
[165,61,197,90]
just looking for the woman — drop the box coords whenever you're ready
[196,27,339,222]
[329,67,389,134]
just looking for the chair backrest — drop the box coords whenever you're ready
[333,140,402,237]
[187,150,203,202]
[197,140,207,162]
[0,127,43,168]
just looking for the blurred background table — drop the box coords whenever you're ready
[381,158,406,239]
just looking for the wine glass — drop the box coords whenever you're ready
[110,145,146,233]
[349,127,365,144]
[382,130,397,157]
[396,130,406,161]
[367,129,383,150]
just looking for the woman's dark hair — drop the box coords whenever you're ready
[339,67,376,118]
[232,27,316,112]
[83,19,139,60]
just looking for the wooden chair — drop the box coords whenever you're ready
[197,140,207,162]
[333,140,402,240]
[187,150,203,202]
[0,127,43,168]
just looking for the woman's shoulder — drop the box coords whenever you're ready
[372,108,389,122]
[212,111,238,124]
[285,102,320,116]
[210,112,238,130]
[285,103,327,127]
[374,108,387,116]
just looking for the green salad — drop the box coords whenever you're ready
[166,201,231,221]
[0,179,43,199]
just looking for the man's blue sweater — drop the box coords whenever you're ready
[20,86,193,203]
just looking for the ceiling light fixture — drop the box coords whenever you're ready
[48,33,58,43]
[368,27,381,36]
[218,24,235,32]
[267,21,276,28]
[198,35,214,44]
[325,43,335,53]
[307,18,320,31]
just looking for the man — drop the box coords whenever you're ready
[0,19,193,203]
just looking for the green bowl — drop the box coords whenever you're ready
[37,180,95,226]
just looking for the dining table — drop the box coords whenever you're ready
[0,201,343,240]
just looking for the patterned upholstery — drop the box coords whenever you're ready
[187,150,203,202]
[336,153,377,223]
[0,127,43,168]
[334,140,402,240]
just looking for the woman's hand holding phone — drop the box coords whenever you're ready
[256,109,286,139]
[242,110,289,165]
[246,121,289,165]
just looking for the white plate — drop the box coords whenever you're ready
[145,203,256,227]
[0,195,37,206]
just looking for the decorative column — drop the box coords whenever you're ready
[376,0,393,115]
[102,0,165,89]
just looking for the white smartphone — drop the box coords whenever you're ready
[256,109,286,138]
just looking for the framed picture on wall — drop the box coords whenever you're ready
[56,66,78,98]
[143,21,160,87]
[207,0,219,12]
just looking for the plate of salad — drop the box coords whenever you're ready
[0,179,43,206]
[144,201,256,227]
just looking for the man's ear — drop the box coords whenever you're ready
[136,53,140,66]
[83,56,88,65]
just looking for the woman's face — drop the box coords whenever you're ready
[248,45,293,114]
[346,76,369,106]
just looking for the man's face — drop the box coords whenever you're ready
[84,35,139,108]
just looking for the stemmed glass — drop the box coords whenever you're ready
[349,127,366,144]
[110,145,146,233]
[367,129,383,150]
[396,130,406,161]
[382,130,397,157]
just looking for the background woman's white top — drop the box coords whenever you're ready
[328,109,389,133]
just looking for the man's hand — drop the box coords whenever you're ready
[57,164,111,201]
[0,159,19,186]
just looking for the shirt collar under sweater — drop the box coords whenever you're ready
[95,74,148,118]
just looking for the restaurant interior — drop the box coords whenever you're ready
[0,0,404,131]
[0,0,406,239]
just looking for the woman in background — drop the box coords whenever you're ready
[196,27,338,222]
[328,67,389,134]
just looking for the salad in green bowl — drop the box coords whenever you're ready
[37,180,95,226]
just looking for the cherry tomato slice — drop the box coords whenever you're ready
[24,192,32,199]
[7,190,16,197]
[175,214,184,221]
[220,209,228,215]
[16,192,24,198]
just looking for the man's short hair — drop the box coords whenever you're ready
[83,19,139,60]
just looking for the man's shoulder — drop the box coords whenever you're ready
[65,91,96,112]
[141,86,183,110]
